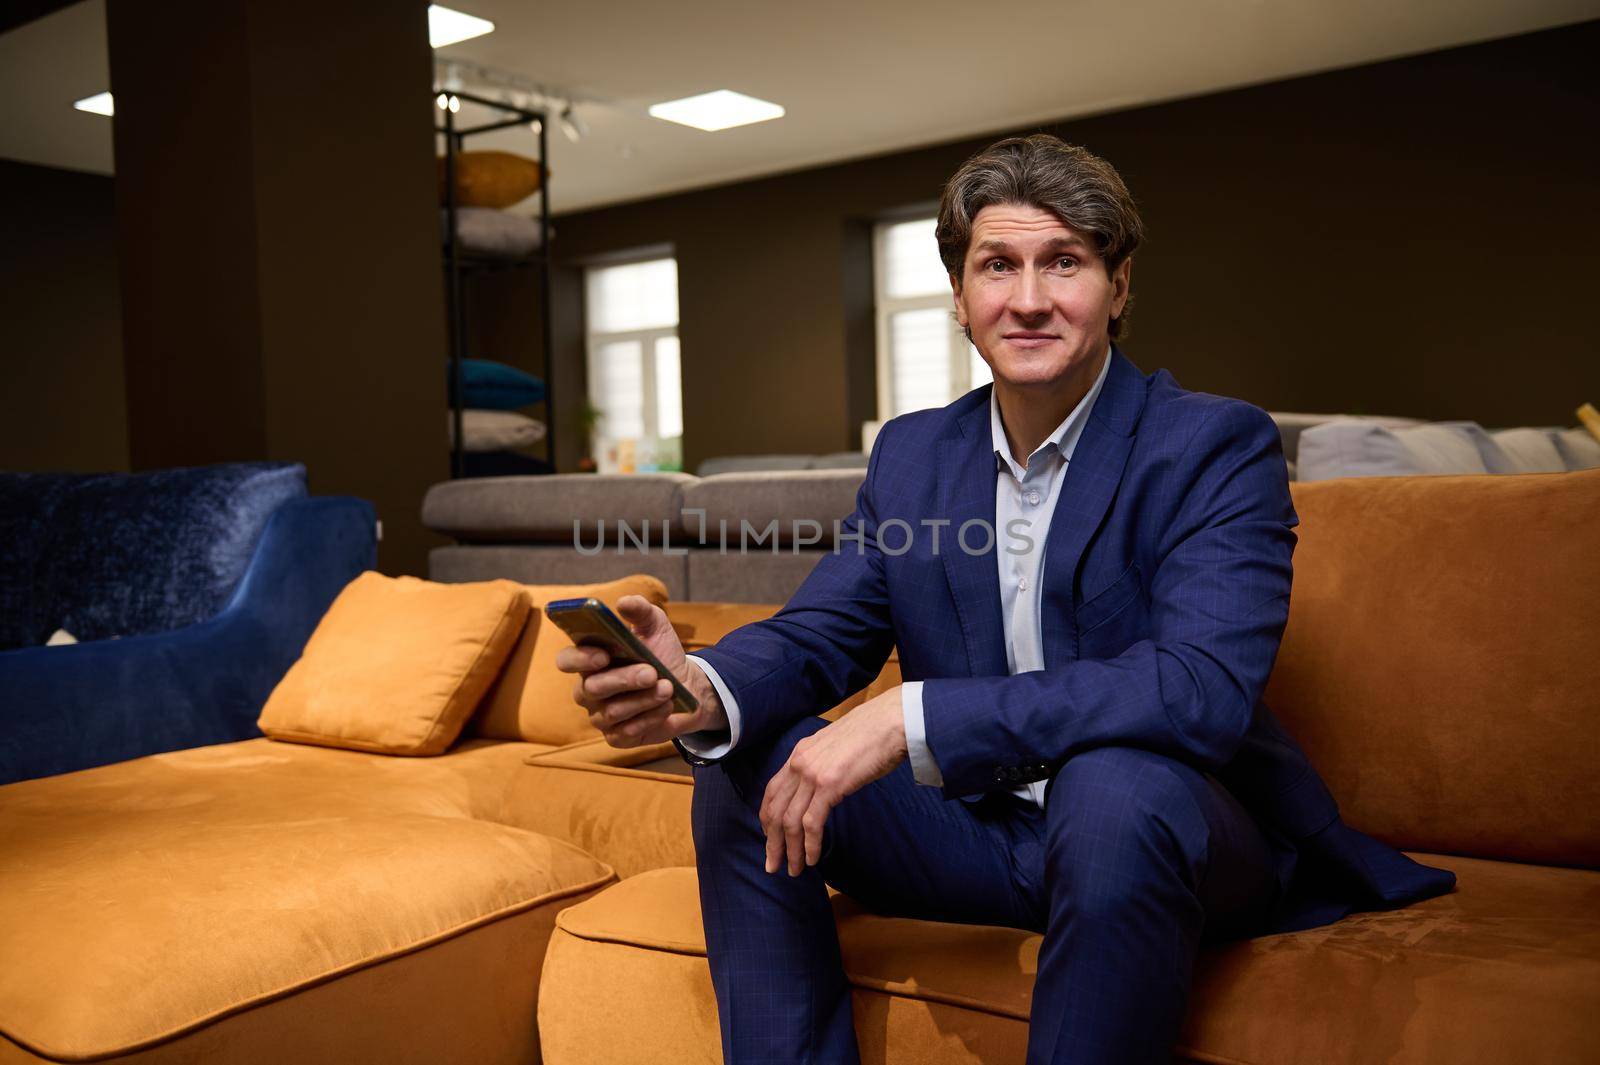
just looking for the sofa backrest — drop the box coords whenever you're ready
[1268,468,1600,868]
[0,462,307,650]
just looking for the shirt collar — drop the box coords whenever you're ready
[990,347,1113,479]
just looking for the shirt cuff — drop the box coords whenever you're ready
[901,680,943,787]
[676,655,741,760]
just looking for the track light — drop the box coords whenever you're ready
[74,91,114,116]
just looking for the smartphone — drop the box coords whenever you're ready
[544,597,699,716]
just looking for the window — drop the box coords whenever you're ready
[873,217,990,421]
[584,257,684,471]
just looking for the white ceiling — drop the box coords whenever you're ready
[3,0,1596,215]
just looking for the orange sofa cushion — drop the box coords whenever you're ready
[0,739,612,1062]
[471,574,670,746]
[539,859,1600,1065]
[436,149,543,207]
[1271,469,1600,866]
[258,572,531,755]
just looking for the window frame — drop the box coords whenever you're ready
[583,254,682,454]
[872,217,985,422]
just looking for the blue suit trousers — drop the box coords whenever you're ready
[691,715,1286,1064]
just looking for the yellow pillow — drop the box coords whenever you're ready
[259,572,532,755]
[471,574,670,745]
[436,150,544,208]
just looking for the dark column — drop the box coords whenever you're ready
[107,0,448,575]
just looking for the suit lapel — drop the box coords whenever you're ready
[937,393,1010,678]
[1041,350,1147,667]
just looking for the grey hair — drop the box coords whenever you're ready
[936,134,1144,337]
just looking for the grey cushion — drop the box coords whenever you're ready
[421,473,693,542]
[1267,412,1421,464]
[1491,428,1567,474]
[806,452,869,470]
[1553,427,1600,471]
[428,544,689,599]
[679,470,865,546]
[1297,420,1512,481]
[688,551,825,604]
[695,454,815,477]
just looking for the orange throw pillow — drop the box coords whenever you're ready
[472,575,669,746]
[436,150,544,208]
[259,572,531,755]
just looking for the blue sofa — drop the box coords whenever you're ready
[0,462,375,784]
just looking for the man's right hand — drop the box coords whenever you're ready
[554,595,727,748]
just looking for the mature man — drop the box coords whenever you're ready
[559,134,1455,1064]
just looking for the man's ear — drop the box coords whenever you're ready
[1109,258,1132,321]
[949,271,968,329]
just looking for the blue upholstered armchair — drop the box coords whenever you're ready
[0,462,376,784]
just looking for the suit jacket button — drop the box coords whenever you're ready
[994,767,1007,783]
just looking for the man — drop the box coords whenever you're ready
[559,134,1455,1064]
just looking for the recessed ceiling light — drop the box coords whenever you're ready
[429,5,494,49]
[648,90,784,132]
[73,91,114,116]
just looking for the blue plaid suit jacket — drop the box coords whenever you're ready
[693,348,1456,934]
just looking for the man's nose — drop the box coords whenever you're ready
[1009,270,1050,319]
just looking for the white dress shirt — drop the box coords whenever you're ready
[682,351,1113,810]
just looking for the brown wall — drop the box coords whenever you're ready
[5,20,1595,492]
[106,0,449,575]
[0,160,128,473]
[546,20,1600,470]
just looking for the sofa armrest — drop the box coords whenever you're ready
[0,496,376,784]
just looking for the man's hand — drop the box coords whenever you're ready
[554,595,727,748]
[760,687,908,876]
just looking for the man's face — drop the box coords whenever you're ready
[953,203,1130,391]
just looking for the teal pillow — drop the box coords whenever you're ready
[447,359,546,410]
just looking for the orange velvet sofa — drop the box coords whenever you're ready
[529,469,1600,1065]
[2,470,1595,1064]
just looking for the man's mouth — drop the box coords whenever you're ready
[1003,331,1058,348]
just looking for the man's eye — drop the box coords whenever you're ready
[987,259,1008,272]
[1058,257,1078,270]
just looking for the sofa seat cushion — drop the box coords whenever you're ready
[539,856,1600,1065]
[0,738,613,1061]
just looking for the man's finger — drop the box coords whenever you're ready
[781,780,814,877]
[555,646,609,674]
[598,682,673,726]
[583,663,661,701]
[614,595,664,637]
[761,769,801,875]
[608,699,675,745]
[802,793,831,868]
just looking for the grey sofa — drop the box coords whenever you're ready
[423,413,1600,604]
[424,469,862,603]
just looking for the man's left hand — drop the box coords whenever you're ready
[759,686,908,876]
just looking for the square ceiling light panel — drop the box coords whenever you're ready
[648,90,785,132]
[429,5,494,48]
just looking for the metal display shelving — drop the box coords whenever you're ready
[437,88,555,478]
